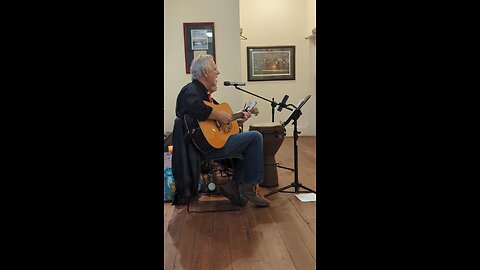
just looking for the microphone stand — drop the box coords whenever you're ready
[234,85,294,172]
[264,104,316,197]
[234,86,293,121]
[271,98,275,123]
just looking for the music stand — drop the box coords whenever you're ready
[264,95,316,197]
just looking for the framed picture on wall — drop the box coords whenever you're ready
[247,46,295,81]
[183,22,216,74]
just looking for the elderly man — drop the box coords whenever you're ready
[172,54,269,207]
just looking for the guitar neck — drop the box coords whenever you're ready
[230,112,245,121]
[201,101,258,122]
[231,108,256,121]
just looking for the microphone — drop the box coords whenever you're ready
[224,81,246,87]
[277,95,289,112]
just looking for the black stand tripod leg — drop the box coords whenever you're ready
[264,184,293,197]
[264,183,316,197]
[277,164,294,171]
[298,184,316,194]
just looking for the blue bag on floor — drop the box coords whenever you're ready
[164,151,176,201]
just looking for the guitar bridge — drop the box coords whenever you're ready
[222,123,232,134]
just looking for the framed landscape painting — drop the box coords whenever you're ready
[247,46,295,81]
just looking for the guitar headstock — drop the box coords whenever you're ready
[250,107,259,116]
[243,101,259,116]
[243,101,256,110]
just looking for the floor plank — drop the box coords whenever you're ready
[252,196,297,270]
[282,196,316,260]
[290,196,316,220]
[268,194,316,270]
[227,210,251,270]
[173,210,198,270]
[305,218,316,236]
[212,212,233,270]
[164,206,186,270]
[191,212,214,270]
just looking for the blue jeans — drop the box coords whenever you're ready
[203,131,263,184]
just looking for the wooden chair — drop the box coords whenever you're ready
[187,155,244,213]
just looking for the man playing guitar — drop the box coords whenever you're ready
[174,54,269,207]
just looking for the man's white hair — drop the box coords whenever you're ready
[190,54,214,80]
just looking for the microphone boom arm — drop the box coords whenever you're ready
[234,86,293,111]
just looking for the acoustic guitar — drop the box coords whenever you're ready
[190,101,259,153]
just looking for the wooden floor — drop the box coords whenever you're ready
[164,136,316,270]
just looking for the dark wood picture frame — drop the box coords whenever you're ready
[183,22,216,74]
[247,46,295,81]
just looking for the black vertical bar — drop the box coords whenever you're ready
[271,98,275,122]
[293,119,299,192]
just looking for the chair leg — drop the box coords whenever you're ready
[227,157,242,201]
[188,157,244,212]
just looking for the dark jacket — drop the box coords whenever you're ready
[171,80,217,205]
[171,116,201,205]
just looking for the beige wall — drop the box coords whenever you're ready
[164,0,316,136]
[164,0,242,131]
[239,0,316,135]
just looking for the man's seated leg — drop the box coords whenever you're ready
[204,131,270,207]
[239,183,270,207]
[220,180,247,206]
[227,131,270,207]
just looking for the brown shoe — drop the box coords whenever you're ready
[239,183,270,207]
[220,181,247,206]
